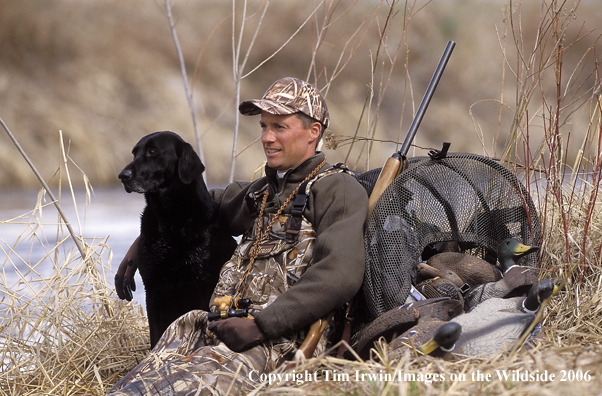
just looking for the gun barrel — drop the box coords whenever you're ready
[397,40,455,158]
[366,41,455,221]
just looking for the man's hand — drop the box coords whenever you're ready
[115,237,139,301]
[208,317,267,352]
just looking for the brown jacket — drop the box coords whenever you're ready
[211,152,368,339]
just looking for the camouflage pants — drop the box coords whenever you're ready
[107,310,295,395]
[109,209,328,395]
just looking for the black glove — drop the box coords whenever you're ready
[208,317,267,352]
[115,236,139,301]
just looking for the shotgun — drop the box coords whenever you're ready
[367,40,456,219]
[289,41,456,363]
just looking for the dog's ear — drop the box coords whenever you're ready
[178,142,205,184]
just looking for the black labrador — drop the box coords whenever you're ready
[118,131,237,348]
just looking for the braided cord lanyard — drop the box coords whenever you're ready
[236,158,327,301]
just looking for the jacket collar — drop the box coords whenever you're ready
[265,152,328,186]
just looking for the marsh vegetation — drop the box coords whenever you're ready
[1,0,601,394]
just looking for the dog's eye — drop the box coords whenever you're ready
[147,148,158,156]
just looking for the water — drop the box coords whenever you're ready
[0,186,147,310]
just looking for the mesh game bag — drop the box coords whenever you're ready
[356,152,541,321]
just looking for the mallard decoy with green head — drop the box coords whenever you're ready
[353,297,463,360]
[417,321,462,356]
[420,237,539,288]
[442,279,556,358]
[387,318,461,360]
[496,237,540,273]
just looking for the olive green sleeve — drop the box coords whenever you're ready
[210,180,258,237]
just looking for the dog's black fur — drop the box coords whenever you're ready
[118,131,237,348]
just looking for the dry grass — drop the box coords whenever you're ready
[2,1,602,395]
[249,343,602,395]
[0,235,149,395]
[0,157,149,395]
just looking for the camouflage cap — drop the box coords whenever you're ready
[239,77,330,128]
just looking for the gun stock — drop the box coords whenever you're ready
[366,41,455,220]
[367,154,404,217]
[297,312,334,359]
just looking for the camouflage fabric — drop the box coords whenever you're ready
[239,77,330,128]
[107,310,283,395]
[213,213,317,316]
[108,212,325,395]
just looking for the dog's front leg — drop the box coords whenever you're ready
[115,236,139,301]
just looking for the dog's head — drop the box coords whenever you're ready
[118,131,205,193]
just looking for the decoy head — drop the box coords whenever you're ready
[498,238,539,272]
[522,278,559,313]
[416,262,464,287]
[418,321,462,355]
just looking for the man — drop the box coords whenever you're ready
[109,77,368,395]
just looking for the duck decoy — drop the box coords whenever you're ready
[353,297,463,360]
[414,268,464,308]
[417,321,462,356]
[421,239,461,261]
[420,237,539,288]
[416,262,464,287]
[496,237,540,273]
[464,264,539,310]
[422,250,500,288]
[386,317,461,361]
[443,279,556,358]
[522,278,557,312]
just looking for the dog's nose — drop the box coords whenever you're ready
[119,169,133,181]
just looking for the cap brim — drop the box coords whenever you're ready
[239,99,298,116]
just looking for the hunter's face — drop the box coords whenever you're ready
[259,111,321,172]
